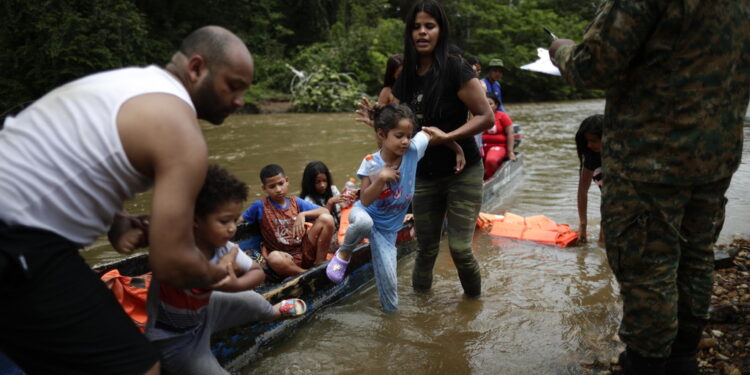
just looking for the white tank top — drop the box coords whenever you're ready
[0,66,195,245]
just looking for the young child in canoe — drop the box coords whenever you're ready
[300,160,355,229]
[242,164,335,279]
[575,114,604,245]
[144,164,306,375]
[326,103,465,312]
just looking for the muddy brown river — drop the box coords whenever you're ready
[81,99,749,374]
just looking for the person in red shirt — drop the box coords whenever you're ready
[482,92,516,180]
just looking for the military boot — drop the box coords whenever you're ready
[612,348,667,375]
[665,329,702,375]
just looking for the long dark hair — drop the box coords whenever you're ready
[486,92,500,109]
[383,54,403,88]
[575,114,603,171]
[397,0,452,122]
[300,161,334,204]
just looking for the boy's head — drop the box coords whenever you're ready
[194,164,248,248]
[260,164,289,203]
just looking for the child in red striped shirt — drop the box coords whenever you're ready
[145,165,305,375]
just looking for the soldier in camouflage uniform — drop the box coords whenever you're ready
[549,1,750,374]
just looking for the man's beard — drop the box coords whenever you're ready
[194,77,229,125]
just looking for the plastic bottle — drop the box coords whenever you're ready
[341,177,358,208]
[344,177,357,192]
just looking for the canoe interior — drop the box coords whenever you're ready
[90,220,417,371]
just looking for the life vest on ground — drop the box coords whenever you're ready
[476,212,579,247]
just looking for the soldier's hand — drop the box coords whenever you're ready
[549,39,575,65]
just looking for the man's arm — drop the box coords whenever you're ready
[117,93,228,289]
[577,168,595,242]
[550,0,663,89]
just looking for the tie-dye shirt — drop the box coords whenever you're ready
[354,131,428,232]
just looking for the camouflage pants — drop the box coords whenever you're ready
[411,161,483,296]
[602,174,731,358]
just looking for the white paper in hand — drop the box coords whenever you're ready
[520,47,561,76]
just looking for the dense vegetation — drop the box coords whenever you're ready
[0,0,603,117]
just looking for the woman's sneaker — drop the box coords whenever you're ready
[326,250,349,283]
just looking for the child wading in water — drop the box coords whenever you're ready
[575,114,604,245]
[326,104,465,312]
[145,165,305,375]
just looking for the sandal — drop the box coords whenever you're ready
[276,298,307,319]
[326,250,350,284]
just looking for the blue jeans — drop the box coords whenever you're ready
[340,206,399,312]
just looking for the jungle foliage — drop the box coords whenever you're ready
[0,0,604,116]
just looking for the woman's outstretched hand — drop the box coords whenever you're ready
[355,96,375,128]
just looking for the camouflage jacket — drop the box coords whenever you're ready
[554,0,750,185]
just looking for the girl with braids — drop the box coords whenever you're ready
[328,104,464,311]
[358,0,493,298]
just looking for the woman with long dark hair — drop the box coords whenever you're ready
[359,0,493,297]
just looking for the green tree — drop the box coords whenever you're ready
[0,0,607,117]
[0,0,148,117]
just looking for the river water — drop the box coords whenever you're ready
[82,100,750,374]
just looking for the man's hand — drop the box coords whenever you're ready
[109,213,150,255]
[548,39,575,66]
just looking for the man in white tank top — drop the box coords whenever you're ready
[0,26,253,375]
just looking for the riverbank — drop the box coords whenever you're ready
[697,237,750,374]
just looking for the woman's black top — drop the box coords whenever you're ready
[393,56,480,179]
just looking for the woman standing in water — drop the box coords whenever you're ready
[360,0,493,297]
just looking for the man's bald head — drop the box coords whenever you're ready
[179,26,248,69]
[169,26,254,125]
